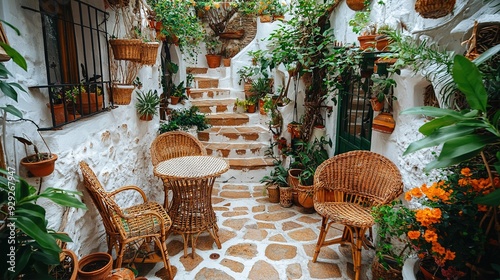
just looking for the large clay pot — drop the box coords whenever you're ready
[78,252,113,280]
[287,169,302,189]
[297,183,314,209]
[372,112,396,134]
[20,153,58,177]
[205,54,222,68]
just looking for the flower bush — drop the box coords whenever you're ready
[403,166,499,279]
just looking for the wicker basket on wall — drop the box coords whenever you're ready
[111,84,135,105]
[109,39,142,61]
[414,0,456,19]
[346,0,368,11]
[140,42,160,65]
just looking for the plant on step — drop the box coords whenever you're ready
[260,160,289,188]
[170,81,187,99]
[158,106,210,133]
[0,169,87,279]
[250,77,273,98]
[237,65,259,85]
[135,89,161,119]
[289,137,332,186]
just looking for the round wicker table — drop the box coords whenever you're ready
[153,156,229,258]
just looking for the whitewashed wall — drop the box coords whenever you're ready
[1,0,165,257]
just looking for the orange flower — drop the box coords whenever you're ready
[213,2,220,8]
[444,250,456,261]
[411,187,423,198]
[204,5,210,10]
[408,230,421,239]
[416,208,441,227]
[432,242,446,255]
[461,167,472,177]
[424,229,438,243]
[404,191,412,201]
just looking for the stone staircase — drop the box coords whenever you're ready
[187,67,274,183]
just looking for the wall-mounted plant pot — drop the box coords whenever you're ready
[205,54,222,68]
[76,92,104,114]
[111,84,135,105]
[346,0,368,11]
[414,0,456,19]
[139,114,154,121]
[109,38,141,61]
[372,112,395,134]
[140,41,160,65]
[170,96,180,105]
[370,97,384,112]
[259,15,272,23]
[358,35,377,50]
[77,252,113,280]
[20,153,58,177]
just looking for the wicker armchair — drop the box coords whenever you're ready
[150,131,207,209]
[312,150,403,280]
[79,161,173,279]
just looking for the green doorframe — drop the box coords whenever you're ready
[335,53,380,155]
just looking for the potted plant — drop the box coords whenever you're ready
[77,252,113,280]
[14,134,58,177]
[66,83,104,115]
[136,89,160,121]
[186,73,194,97]
[158,106,210,133]
[237,65,259,97]
[260,160,289,203]
[170,81,186,105]
[246,96,257,113]
[0,169,87,279]
[204,33,222,68]
[371,200,413,280]
[234,98,247,113]
[370,73,396,112]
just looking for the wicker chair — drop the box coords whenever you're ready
[150,131,207,209]
[79,161,173,279]
[312,150,403,280]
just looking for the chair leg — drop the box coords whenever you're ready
[313,216,329,262]
[115,242,126,269]
[347,226,368,280]
[155,237,173,280]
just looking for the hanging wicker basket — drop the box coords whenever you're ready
[140,42,160,65]
[111,84,135,105]
[109,39,142,61]
[414,0,456,19]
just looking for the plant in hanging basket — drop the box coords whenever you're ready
[346,0,370,11]
[414,0,456,19]
[15,135,58,177]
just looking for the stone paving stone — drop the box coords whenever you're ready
[222,184,249,190]
[254,211,296,222]
[234,206,248,211]
[288,228,318,241]
[269,234,286,242]
[218,228,237,244]
[255,197,269,203]
[243,228,268,241]
[282,221,302,231]
[179,252,203,271]
[346,261,371,280]
[302,243,340,260]
[222,218,249,230]
[213,206,230,211]
[253,190,265,197]
[297,215,321,224]
[286,263,303,279]
[194,267,235,280]
[212,197,225,205]
[245,223,258,229]
[166,239,184,256]
[222,211,248,217]
[252,205,265,212]
[256,222,275,229]
[307,260,342,278]
[265,244,297,260]
[196,233,220,251]
[268,204,283,212]
[226,243,258,259]
[248,260,279,280]
[220,258,245,273]
[219,190,252,198]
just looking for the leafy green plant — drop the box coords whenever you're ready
[237,65,259,85]
[171,81,187,98]
[0,169,87,279]
[260,160,289,187]
[204,33,222,55]
[348,10,373,35]
[135,89,160,118]
[370,74,396,102]
[158,106,210,133]
[289,137,332,185]
[371,200,413,271]
[250,77,272,98]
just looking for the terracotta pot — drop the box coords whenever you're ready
[170,96,180,105]
[357,35,377,50]
[346,0,367,11]
[20,153,58,177]
[273,15,285,21]
[205,54,222,68]
[277,137,287,150]
[259,15,272,22]
[222,58,231,67]
[247,104,256,113]
[48,103,78,125]
[419,262,443,280]
[76,92,104,114]
[297,183,314,209]
[376,37,390,51]
[370,97,384,112]
[110,267,135,280]
[372,112,396,134]
[267,184,280,203]
[139,114,154,121]
[259,98,266,115]
[287,168,302,189]
[78,252,113,280]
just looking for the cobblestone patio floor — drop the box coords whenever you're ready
[143,182,375,280]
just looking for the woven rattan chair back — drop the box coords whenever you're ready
[80,161,122,241]
[150,131,207,166]
[313,150,403,207]
[311,150,403,280]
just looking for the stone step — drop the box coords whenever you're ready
[195,77,219,89]
[191,99,236,114]
[203,142,270,158]
[187,67,208,74]
[226,157,275,170]
[188,88,231,100]
[198,125,272,143]
[206,113,249,126]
